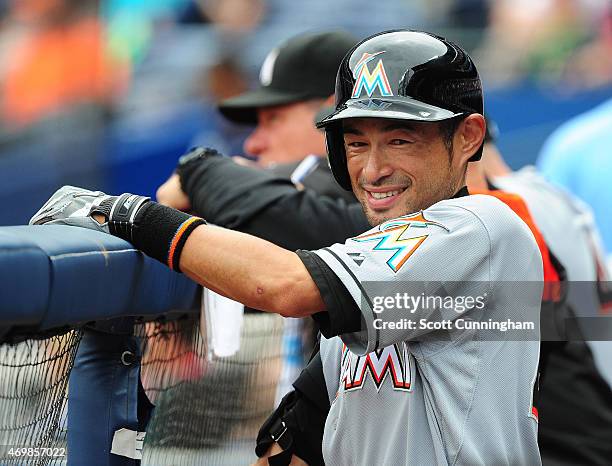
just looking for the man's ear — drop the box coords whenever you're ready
[456,114,486,164]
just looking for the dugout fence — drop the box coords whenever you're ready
[0,226,288,465]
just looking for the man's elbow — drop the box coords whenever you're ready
[249,276,324,318]
[276,300,319,319]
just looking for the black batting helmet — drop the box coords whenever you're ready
[317,30,484,191]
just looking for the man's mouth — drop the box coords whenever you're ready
[364,187,407,210]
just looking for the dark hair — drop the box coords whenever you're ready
[438,115,465,155]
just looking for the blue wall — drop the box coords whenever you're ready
[487,83,612,170]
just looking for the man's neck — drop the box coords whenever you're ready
[452,186,469,198]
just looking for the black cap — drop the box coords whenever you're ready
[219,30,357,124]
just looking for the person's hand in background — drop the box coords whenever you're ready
[156,173,191,211]
[251,442,309,466]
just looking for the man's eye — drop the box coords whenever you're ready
[390,139,412,145]
[345,141,367,148]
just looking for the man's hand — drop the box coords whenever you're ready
[251,442,309,466]
[30,185,150,242]
[29,186,113,232]
[156,174,191,211]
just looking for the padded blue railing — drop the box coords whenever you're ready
[0,225,200,466]
[0,225,198,335]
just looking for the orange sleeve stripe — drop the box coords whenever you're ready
[167,217,202,270]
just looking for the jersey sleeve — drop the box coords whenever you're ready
[303,199,516,355]
[296,250,363,338]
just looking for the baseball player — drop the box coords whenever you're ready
[256,122,612,465]
[161,98,612,463]
[31,30,543,465]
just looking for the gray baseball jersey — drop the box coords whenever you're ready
[306,194,543,465]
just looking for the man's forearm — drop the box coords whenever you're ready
[31,186,327,318]
[180,224,324,317]
[180,156,295,227]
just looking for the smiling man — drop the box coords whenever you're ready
[342,118,466,225]
[31,30,543,465]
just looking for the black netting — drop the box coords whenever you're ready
[0,310,299,465]
[138,313,287,465]
[0,330,82,466]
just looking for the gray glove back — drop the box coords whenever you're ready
[30,186,150,242]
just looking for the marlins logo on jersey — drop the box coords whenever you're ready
[351,51,393,98]
[351,212,448,272]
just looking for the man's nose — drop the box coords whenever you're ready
[243,126,268,157]
[362,149,393,185]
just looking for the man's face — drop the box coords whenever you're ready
[243,101,325,166]
[343,118,466,226]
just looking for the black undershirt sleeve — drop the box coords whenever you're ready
[179,156,369,250]
[296,250,362,338]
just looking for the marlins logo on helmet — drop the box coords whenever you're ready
[351,51,393,98]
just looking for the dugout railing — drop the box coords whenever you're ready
[0,225,282,466]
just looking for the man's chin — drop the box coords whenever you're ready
[356,194,396,225]
[363,207,403,227]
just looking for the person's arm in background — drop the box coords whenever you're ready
[156,151,369,250]
[254,347,328,466]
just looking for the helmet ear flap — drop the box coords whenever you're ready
[325,123,352,191]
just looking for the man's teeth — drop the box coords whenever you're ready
[370,190,401,199]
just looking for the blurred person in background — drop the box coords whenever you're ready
[562,4,612,88]
[194,0,265,33]
[186,55,253,157]
[475,0,609,87]
[537,97,612,274]
[0,0,128,130]
[157,30,359,209]
[223,30,354,204]
[182,0,430,78]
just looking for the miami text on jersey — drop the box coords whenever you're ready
[340,343,412,393]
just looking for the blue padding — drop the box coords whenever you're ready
[0,228,50,326]
[0,225,198,333]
